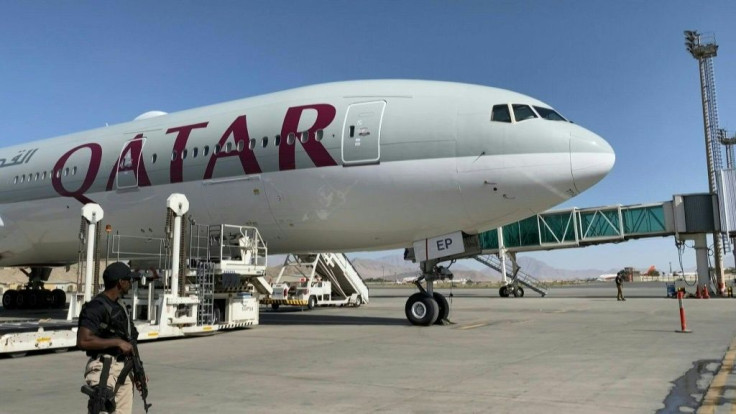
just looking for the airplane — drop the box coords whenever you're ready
[0,79,615,325]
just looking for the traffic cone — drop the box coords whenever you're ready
[696,285,702,299]
[703,285,710,299]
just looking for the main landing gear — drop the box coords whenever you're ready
[404,260,452,326]
[1,267,66,310]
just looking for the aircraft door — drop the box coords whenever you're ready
[341,101,385,165]
[116,136,147,189]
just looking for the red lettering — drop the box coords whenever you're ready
[279,104,337,171]
[166,122,208,183]
[105,135,152,190]
[203,115,261,179]
[52,143,102,204]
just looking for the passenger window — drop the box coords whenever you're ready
[512,104,537,122]
[226,142,233,152]
[287,132,296,145]
[171,150,178,161]
[491,104,511,123]
[275,135,281,146]
[182,149,188,160]
[151,153,157,164]
[204,146,210,156]
[300,131,309,143]
[215,144,221,154]
[192,147,198,158]
[316,130,324,142]
[249,139,256,150]
[237,141,244,152]
[262,137,268,148]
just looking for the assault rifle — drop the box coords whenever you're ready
[120,327,152,412]
[80,355,116,414]
[80,383,116,414]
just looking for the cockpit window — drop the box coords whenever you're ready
[512,104,537,122]
[491,104,511,123]
[533,106,567,121]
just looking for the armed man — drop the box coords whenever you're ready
[77,262,150,413]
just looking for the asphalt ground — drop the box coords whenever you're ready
[1,282,736,413]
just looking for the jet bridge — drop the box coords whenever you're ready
[475,193,723,295]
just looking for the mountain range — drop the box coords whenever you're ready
[347,255,614,282]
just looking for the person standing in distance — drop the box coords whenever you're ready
[77,262,137,413]
[615,270,626,301]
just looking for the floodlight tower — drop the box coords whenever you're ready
[684,30,726,293]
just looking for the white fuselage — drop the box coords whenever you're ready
[0,80,615,267]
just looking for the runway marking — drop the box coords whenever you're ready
[698,336,736,414]
[457,322,488,330]
[455,320,529,330]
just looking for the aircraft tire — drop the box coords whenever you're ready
[405,293,439,326]
[307,296,317,310]
[15,291,27,309]
[26,291,39,309]
[40,290,54,308]
[52,289,67,309]
[433,292,450,324]
[499,286,509,297]
[514,287,525,298]
[271,303,280,311]
[2,290,17,310]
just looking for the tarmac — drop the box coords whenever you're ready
[1,282,736,413]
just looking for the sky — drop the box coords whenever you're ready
[1,1,735,274]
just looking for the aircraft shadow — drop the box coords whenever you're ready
[260,312,407,326]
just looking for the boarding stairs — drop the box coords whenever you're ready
[473,254,549,297]
[312,253,370,304]
[274,253,369,305]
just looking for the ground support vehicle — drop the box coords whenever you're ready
[262,253,369,310]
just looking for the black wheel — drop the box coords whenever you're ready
[2,290,17,310]
[271,303,280,311]
[405,293,439,326]
[307,296,317,310]
[52,289,66,309]
[40,290,54,308]
[26,291,38,309]
[15,291,27,309]
[354,296,362,307]
[433,292,450,324]
[514,287,525,297]
[499,286,509,297]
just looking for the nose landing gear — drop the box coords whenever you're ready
[404,260,453,326]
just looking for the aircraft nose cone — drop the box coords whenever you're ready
[570,131,615,194]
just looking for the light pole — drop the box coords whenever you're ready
[684,30,726,293]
